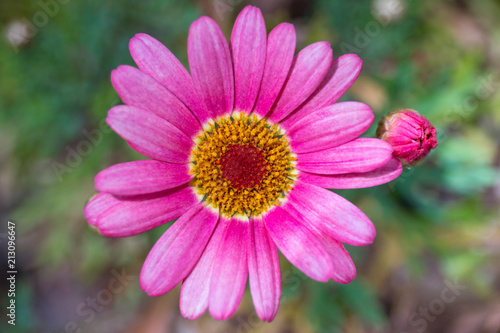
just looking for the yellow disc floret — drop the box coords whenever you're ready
[190,112,296,217]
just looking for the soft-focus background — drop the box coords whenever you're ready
[1,0,500,332]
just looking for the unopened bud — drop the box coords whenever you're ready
[376,109,437,167]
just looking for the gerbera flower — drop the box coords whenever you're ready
[85,6,402,322]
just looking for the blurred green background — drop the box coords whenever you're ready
[1,0,500,332]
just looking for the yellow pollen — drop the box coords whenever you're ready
[190,112,296,217]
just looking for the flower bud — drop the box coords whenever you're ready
[376,109,437,167]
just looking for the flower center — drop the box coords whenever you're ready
[218,144,268,190]
[190,112,296,217]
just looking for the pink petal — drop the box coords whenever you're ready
[267,42,333,123]
[299,157,402,189]
[84,193,121,226]
[140,203,219,296]
[231,6,266,112]
[95,160,192,196]
[248,218,281,322]
[209,217,249,320]
[318,234,356,284]
[180,219,225,320]
[296,138,393,175]
[252,23,296,118]
[188,17,234,118]
[106,105,193,164]
[263,206,333,282]
[97,185,198,237]
[284,181,376,246]
[281,54,362,129]
[111,65,201,138]
[287,102,374,153]
[389,135,419,147]
[129,33,210,124]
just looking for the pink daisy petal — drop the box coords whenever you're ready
[97,185,198,237]
[252,23,296,118]
[296,138,393,175]
[287,102,374,153]
[107,105,193,164]
[188,17,234,119]
[248,217,281,322]
[129,33,210,124]
[111,65,201,138]
[267,41,333,123]
[84,193,121,226]
[180,219,225,320]
[390,135,419,147]
[209,217,249,320]
[140,203,219,296]
[263,206,333,282]
[318,234,356,284]
[95,160,192,196]
[299,157,402,189]
[231,6,266,112]
[281,54,362,129]
[284,181,376,246]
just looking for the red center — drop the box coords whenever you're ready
[218,144,268,190]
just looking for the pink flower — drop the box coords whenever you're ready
[85,6,402,322]
[377,108,438,167]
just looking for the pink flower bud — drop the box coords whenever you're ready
[376,109,438,167]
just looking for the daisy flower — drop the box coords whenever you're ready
[85,5,402,322]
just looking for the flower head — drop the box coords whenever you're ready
[85,6,402,322]
[376,108,438,167]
